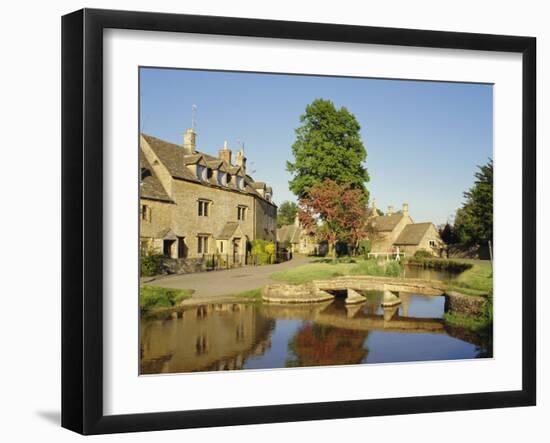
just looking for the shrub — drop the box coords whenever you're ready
[250,239,276,265]
[140,245,165,276]
[357,239,372,257]
[350,258,401,277]
[414,249,433,258]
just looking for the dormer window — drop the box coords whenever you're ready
[217,171,229,186]
[265,193,271,202]
[236,176,245,190]
[196,165,208,181]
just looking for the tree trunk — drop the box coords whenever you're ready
[331,241,337,261]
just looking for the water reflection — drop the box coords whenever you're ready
[140,292,490,375]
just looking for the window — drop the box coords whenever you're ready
[217,171,229,186]
[237,205,247,221]
[429,240,437,247]
[196,165,208,181]
[198,235,209,254]
[141,204,151,222]
[198,200,210,217]
[236,176,245,190]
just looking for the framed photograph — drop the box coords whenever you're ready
[62,8,536,435]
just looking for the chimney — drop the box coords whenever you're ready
[183,128,196,154]
[402,203,409,216]
[236,149,247,173]
[294,212,300,227]
[218,140,232,164]
[371,198,378,217]
[387,205,394,215]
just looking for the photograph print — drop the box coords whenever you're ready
[138,68,493,375]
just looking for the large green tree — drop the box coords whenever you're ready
[287,99,369,201]
[454,159,493,246]
[277,201,299,227]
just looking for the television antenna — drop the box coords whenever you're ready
[191,104,197,131]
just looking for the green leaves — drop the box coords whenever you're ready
[454,159,493,246]
[287,99,369,200]
[277,201,299,227]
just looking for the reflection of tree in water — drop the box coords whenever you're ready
[286,323,369,367]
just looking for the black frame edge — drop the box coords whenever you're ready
[61,9,85,435]
[61,8,537,435]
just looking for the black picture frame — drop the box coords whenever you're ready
[61,8,536,435]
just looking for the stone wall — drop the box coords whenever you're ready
[253,197,277,242]
[139,198,173,245]
[170,179,255,258]
[444,291,486,317]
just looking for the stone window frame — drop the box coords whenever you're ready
[198,199,212,217]
[237,205,248,221]
[140,204,152,222]
[197,234,211,254]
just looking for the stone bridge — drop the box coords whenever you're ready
[261,275,485,317]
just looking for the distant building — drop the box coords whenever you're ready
[277,214,318,255]
[139,128,277,270]
[368,201,444,256]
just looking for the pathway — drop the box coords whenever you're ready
[143,255,313,300]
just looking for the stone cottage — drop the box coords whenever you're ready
[368,201,444,256]
[277,214,318,255]
[139,128,277,270]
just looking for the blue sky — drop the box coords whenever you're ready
[140,68,493,225]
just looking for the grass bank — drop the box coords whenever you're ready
[140,285,193,314]
[229,288,262,300]
[405,257,472,272]
[270,258,400,285]
[444,259,493,297]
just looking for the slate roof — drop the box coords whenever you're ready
[277,224,301,244]
[394,222,433,246]
[369,212,405,232]
[141,133,273,204]
[140,152,174,203]
[218,222,241,240]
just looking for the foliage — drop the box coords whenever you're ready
[299,179,369,259]
[454,159,493,246]
[350,258,401,277]
[140,245,165,277]
[357,239,372,257]
[287,98,370,200]
[414,249,433,258]
[277,201,299,228]
[406,256,472,273]
[250,239,276,265]
[140,285,192,314]
[439,222,459,244]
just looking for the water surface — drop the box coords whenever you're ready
[140,289,490,374]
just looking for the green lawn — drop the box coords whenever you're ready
[140,285,193,314]
[230,288,262,299]
[444,259,493,297]
[270,259,400,285]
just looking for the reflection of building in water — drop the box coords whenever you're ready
[140,303,274,374]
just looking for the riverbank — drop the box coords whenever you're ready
[140,285,194,315]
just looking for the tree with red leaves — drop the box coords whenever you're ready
[299,179,368,259]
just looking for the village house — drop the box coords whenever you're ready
[139,128,277,272]
[368,201,445,257]
[277,214,318,255]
